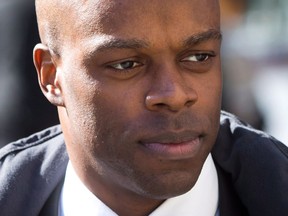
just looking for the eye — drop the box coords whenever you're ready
[110,61,142,70]
[179,52,216,73]
[182,53,213,62]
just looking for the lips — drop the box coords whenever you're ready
[139,131,203,160]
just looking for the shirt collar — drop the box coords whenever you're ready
[59,154,218,216]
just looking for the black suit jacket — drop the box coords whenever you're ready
[0,112,287,216]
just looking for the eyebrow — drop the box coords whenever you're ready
[88,29,222,54]
[94,38,149,52]
[183,29,222,47]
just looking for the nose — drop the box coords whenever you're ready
[145,64,198,112]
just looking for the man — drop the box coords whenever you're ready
[0,0,287,215]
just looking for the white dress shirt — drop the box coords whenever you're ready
[59,154,219,216]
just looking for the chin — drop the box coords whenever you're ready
[136,170,200,200]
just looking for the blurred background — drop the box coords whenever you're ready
[0,0,287,147]
[221,0,288,144]
[0,0,58,147]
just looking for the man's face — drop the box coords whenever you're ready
[57,0,221,202]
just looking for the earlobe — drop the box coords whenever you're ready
[33,44,64,107]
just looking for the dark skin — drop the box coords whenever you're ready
[34,0,222,215]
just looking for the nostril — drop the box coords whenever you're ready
[145,89,198,112]
[185,100,195,108]
[155,103,169,109]
[152,101,191,112]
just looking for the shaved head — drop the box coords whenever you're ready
[35,0,219,55]
[35,0,116,55]
[35,0,62,54]
[35,0,81,54]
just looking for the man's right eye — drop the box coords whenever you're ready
[110,61,142,70]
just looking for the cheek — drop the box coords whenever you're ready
[69,83,140,146]
[200,66,222,107]
[94,89,142,140]
[60,69,102,144]
[205,77,222,108]
[194,69,222,135]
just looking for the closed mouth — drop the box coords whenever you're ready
[139,131,204,160]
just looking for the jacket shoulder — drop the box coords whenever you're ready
[213,111,288,216]
[0,125,63,158]
[0,125,69,216]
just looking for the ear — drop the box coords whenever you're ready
[33,44,64,107]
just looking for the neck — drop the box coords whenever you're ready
[73,163,165,216]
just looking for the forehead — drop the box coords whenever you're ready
[74,0,218,30]
[62,0,220,51]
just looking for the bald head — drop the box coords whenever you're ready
[35,0,81,54]
[35,0,220,55]
[35,0,58,53]
[35,0,116,55]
